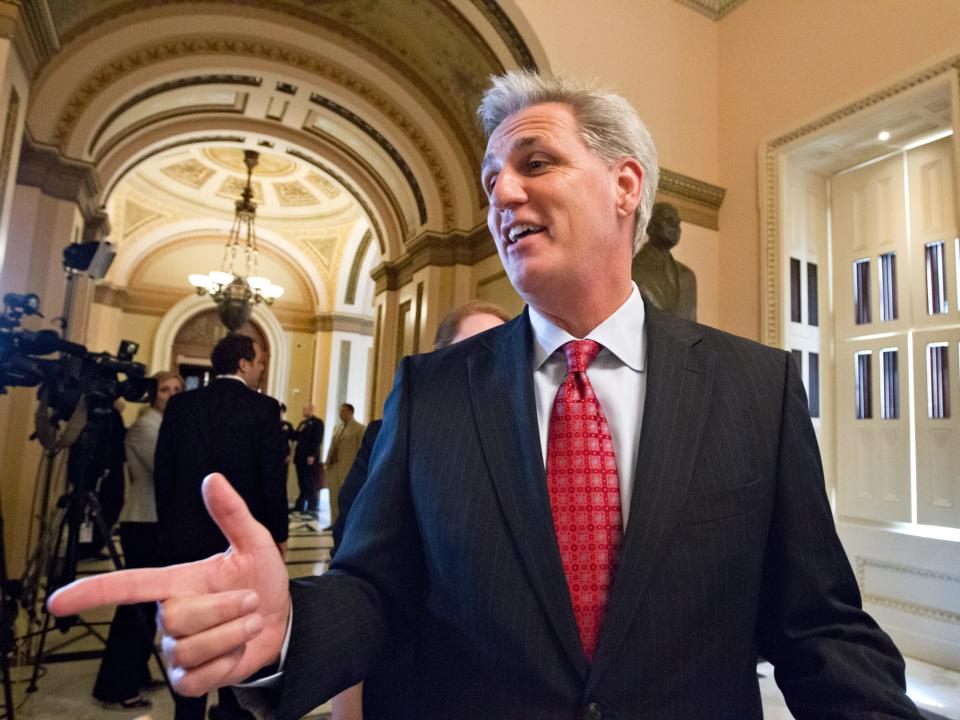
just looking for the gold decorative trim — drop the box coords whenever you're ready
[469,0,538,69]
[50,35,454,227]
[13,0,58,77]
[656,168,726,231]
[759,56,960,347]
[50,0,488,195]
[672,0,747,21]
[345,230,373,306]
[310,312,375,335]
[89,75,260,154]
[855,556,960,625]
[301,114,414,239]
[371,224,495,293]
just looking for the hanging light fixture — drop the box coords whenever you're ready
[188,149,284,331]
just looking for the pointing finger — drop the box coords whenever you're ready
[202,473,274,553]
[47,559,214,617]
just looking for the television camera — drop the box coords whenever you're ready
[0,292,153,421]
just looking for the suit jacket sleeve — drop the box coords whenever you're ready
[757,354,920,718]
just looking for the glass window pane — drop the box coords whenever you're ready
[925,241,948,315]
[879,252,898,322]
[809,352,820,418]
[927,343,950,419]
[855,351,872,419]
[790,258,802,323]
[880,349,899,419]
[853,259,871,324]
[807,262,819,327]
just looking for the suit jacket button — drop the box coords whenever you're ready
[581,702,603,720]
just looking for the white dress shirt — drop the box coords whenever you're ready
[528,284,648,528]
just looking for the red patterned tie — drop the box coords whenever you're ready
[546,340,623,661]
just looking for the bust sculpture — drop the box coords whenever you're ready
[631,202,697,321]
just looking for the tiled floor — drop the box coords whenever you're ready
[6,494,959,719]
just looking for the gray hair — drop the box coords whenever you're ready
[478,69,660,254]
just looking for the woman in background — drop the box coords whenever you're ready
[92,370,184,710]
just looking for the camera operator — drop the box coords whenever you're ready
[91,370,183,711]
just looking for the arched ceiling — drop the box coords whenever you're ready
[132,144,355,222]
[18,0,543,321]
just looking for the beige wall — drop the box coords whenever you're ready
[718,0,960,340]
[515,0,720,184]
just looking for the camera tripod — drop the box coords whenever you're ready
[22,417,173,705]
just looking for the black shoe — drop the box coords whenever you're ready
[101,695,152,711]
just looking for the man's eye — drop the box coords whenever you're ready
[485,175,497,194]
[527,160,543,171]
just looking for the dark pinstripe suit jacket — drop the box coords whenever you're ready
[276,308,920,720]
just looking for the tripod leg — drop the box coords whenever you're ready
[0,648,14,720]
[25,608,52,694]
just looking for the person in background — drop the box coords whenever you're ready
[292,403,324,514]
[322,403,364,530]
[153,334,287,720]
[328,299,511,720]
[92,371,183,711]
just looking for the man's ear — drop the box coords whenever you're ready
[615,157,643,218]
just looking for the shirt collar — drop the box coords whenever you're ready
[529,283,646,372]
[215,373,247,385]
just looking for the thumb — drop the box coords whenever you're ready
[202,473,272,553]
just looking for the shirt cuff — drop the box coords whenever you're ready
[234,603,293,688]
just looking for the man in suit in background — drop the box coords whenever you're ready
[153,333,288,720]
[292,404,323,514]
[323,403,364,529]
[50,71,922,720]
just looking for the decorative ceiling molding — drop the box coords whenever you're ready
[371,224,495,294]
[88,74,262,154]
[16,131,101,218]
[345,229,373,306]
[672,0,747,21]
[46,0,501,146]
[469,0,538,69]
[309,92,428,225]
[8,0,58,77]
[656,168,726,231]
[49,36,454,230]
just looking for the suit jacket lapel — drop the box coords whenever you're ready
[587,308,715,687]
[468,312,591,681]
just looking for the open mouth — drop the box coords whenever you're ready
[507,224,545,245]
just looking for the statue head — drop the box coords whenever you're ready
[646,202,681,249]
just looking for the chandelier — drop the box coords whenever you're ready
[188,149,284,331]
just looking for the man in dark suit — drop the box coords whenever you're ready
[50,71,922,720]
[153,333,288,719]
[292,403,323,513]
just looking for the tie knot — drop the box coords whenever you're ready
[562,340,602,374]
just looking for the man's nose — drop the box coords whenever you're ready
[490,168,526,210]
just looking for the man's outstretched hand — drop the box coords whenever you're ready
[47,473,291,697]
